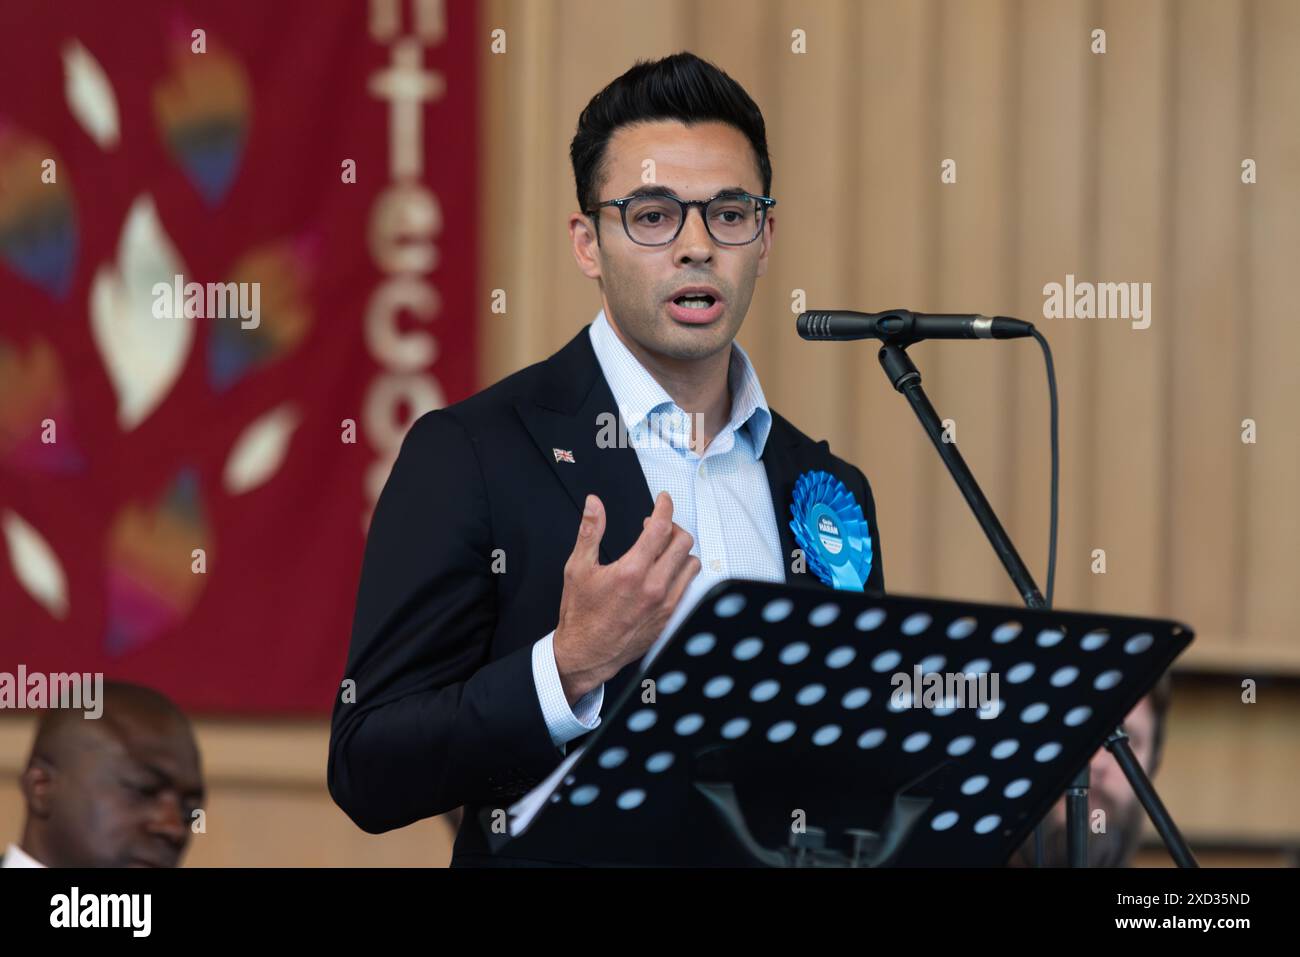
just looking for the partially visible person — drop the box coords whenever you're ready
[1011,674,1172,867]
[3,681,205,868]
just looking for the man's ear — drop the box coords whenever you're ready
[569,212,603,281]
[20,758,56,819]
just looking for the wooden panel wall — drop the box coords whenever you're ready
[479,0,1300,670]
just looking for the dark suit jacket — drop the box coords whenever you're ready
[327,325,885,865]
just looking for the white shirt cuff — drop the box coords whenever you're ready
[532,631,604,750]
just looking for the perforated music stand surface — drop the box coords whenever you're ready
[487,579,1192,866]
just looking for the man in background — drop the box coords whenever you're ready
[4,681,205,868]
[1012,675,1172,867]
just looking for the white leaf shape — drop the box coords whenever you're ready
[223,403,301,495]
[63,40,120,150]
[2,510,69,620]
[90,195,192,430]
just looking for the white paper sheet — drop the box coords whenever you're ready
[506,744,586,837]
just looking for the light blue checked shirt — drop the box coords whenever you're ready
[531,309,786,749]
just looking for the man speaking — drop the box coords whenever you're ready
[328,52,885,866]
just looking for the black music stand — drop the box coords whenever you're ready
[481,579,1192,866]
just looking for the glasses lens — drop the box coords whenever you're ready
[624,196,683,244]
[705,194,762,244]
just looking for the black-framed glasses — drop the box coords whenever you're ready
[585,189,776,246]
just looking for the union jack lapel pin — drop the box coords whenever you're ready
[553,448,576,464]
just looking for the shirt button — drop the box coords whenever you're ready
[709,559,722,572]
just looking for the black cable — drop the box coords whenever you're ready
[1029,329,1060,867]
[1032,329,1059,610]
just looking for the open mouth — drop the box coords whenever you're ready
[671,293,717,309]
[666,288,724,324]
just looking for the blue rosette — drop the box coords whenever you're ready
[789,469,873,591]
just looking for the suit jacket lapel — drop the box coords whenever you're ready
[761,413,808,587]
[513,327,653,567]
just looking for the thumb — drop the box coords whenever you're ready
[571,494,606,565]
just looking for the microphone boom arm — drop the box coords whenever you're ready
[876,341,1047,608]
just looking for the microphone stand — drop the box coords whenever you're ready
[873,334,1196,868]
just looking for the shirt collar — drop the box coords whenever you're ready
[3,843,45,868]
[587,309,772,458]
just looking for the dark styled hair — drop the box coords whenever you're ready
[570,51,772,216]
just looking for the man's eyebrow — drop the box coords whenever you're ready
[624,184,675,199]
[623,184,752,199]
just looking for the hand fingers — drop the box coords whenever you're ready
[664,552,702,611]
[642,524,695,599]
[626,491,676,566]
[567,494,606,571]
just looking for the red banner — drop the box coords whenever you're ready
[0,0,477,713]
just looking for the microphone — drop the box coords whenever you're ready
[797,309,1035,343]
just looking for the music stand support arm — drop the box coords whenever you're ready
[1104,728,1199,868]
